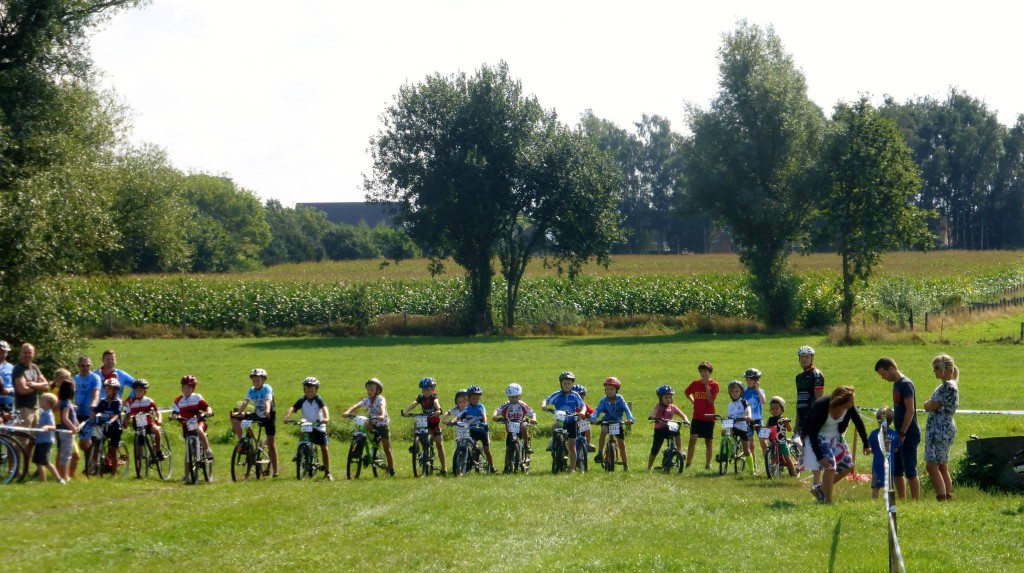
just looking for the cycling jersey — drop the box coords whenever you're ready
[415,393,441,424]
[726,398,750,432]
[460,403,488,425]
[590,395,634,423]
[95,367,135,399]
[245,384,275,418]
[743,387,764,422]
[172,394,209,419]
[292,395,325,423]
[496,400,534,422]
[544,391,585,415]
[125,396,159,428]
[795,367,825,432]
[357,395,389,425]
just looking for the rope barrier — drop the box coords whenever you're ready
[0,424,75,435]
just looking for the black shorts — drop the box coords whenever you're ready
[690,419,715,440]
[650,427,678,456]
[734,427,751,441]
[470,425,490,448]
[371,424,390,441]
[310,429,328,446]
[260,414,277,437]
[33,441,53,465]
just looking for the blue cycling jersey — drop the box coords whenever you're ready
[590,394,634,423]
[460,403,488,425]
[544,391,585,416]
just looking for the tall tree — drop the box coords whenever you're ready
[181,174,271,272]
[684,22,825,327]
[580,110,645,253]
[989,115,1024,248]
[366,62,622,332]
[635,114,686,253]
[815,98,933,336]
[261,199,333,265]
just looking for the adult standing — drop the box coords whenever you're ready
[795,345,825,487]
[803,386,870,504]
[94,349,134,399]
[0,340,14,419]
[74,355,103,452]
[12,342,50,461]
[924,354,959,501]
[874,357,921,500]
[685,361,720,470]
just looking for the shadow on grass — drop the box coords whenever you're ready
[767,499,798,510]
[829,516,843,573]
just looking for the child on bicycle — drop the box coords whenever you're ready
[446,388,469,424]
[493,383,537,472]
[573,384,597,456]
[171,375,214,469]
[459,385,495,472]
[869,406,901,499]
[401,377,446,475]
[647,385,689,471]
[541,371,587,472]
[766,396,797,477]
[283,377,332,480]
[230,368,279,477]
[726,380,755,475]
[124,379,164,459]
[743,368,768,458]
[34,393,64,483]
[591,377,634,470]
[93,378,125,470]
[343,378,395,476]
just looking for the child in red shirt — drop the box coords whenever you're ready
[685,361,720,469]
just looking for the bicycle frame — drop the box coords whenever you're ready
[179,414,213,484]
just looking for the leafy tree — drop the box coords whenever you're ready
[989,115,1024,248]
[322,223,380,261]
[635,114,686,253]
[261,199,332,265]
[581,110,645,253]
[367,62,622,332]
[181,174,271,272]
[684,22,825,327]
[815,98,933,336]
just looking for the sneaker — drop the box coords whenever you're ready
[810,484,825,503]
[205,451,215,461]
[587,444,597,453]
[593,453,603,465]
[524,446,533,454]
[58,478,67,485]
[387,467,395,477]
[325,473,334,482]
[439,470,447,477]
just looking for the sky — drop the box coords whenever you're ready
[89,0,1024,206]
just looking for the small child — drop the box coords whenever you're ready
[647,385,690,471]
[401,377,446,475]
[685,361,720,470]
[172,374,214,478]
[93,378,124,470]
[124,379,164,460]
[459,385,495,472]
[726,380,755,475]
[591,377,635,470]
[493,383,536,473]
[573,384,597,456]
[765,396,797,477]
[869,406,901,499]
[230,368,278,477]
[343,378,394,476]
[743,368,767,458]
[283,377,332,480]
[34,393,64,483]
[53,370,79,480]
[446,388,469,424]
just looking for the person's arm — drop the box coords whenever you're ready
[237,398,251,414]
[847,408,870,454]
[756,385,766,404]
[743,403,752,423]
[342,401,360,416]
[648,405,660,421]
[900,395,915,437]
[703,379,714,403]
[282,406,296,422]
[377,397,388,421]
[401,400,419,417]
[319,404,330,424]
[90,383,100,411]
[621,397,634,423]
[60,405,76,431]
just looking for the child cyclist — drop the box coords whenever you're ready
[647,385,690,471]
[573,384,597,457]
[124,379,164,460]
[282,377,332,481]
[230,368,279,477]
[869,406,901,499]
[493,383,537,473]
[541,371,587,472]
[591,377,635,470]
[93,378,125,471]
[401,377,447,476]
[743,368,768,458]
[726,380,755,475]
[460,385,495,472]
[446,388,469,424]
[343,378,395,476]
[766,396,797,477]
[171,375,214,475]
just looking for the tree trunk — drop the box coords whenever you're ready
[841,250,854,339]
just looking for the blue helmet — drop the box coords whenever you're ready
[466,385,483,395]
[656,385,674,396]
[571,384,587,396]
[419,377,437,389]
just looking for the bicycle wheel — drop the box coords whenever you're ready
[423,439,435,477]
[718,438,730,475]
[0,436,20,485]
[202,447,213,483]
[303,443,316,478]
[84,440,103,478]
[765,444,781,479]
[675,451,686,474]
[789,441,803,476]
[733,442,746,474]
[117,441,130,478]
[134,435,145,479]
[411,438,421,478]
[604,440,616,472]
[370,444,385,477]
[186,439,199,484]
[509,440,522,473]
[296,443,309,480]
[254,439,269,479]
[231,441,252,482]
[346,440,363,480]
[575,437,588,474]
[551,437,566,475]
[155,429,172,480]
[661,447,674,473]
[452,444,468,476]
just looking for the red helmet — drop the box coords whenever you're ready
[180,375,198,387]
[603,377,621,389]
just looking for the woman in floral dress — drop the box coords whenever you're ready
[924,354,959,501]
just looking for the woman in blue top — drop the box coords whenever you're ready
[591,377,634,470]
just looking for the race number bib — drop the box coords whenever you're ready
[455,424,471,440]
[241,419,253,430]
[609,423,621,435]
[667,421,680,433]
[300,422,313,433]
[554,410,567,423]
[507,421,521,434]
[135,413,149,429]
[91,423,104,439]
[758,427,772,439]
[577,420,591,433]
[721,419,735,430]
[414,416,429,429]
[186,417,199,431]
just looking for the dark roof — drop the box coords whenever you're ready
[297,202,398,228]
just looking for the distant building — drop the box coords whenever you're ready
[298,202,398,228]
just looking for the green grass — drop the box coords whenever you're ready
[3,334,1023,571]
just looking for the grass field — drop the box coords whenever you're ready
[4,333,1023,572]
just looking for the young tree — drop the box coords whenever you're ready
[684,22,825,327]
[366,62,622,332]
[816,98,934,336]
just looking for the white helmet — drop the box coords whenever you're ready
[797,345,816,357]
[505,383,523,397]
[250,368,267,378]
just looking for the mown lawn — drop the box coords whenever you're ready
[3,333,1022,571]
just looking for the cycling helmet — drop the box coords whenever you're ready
[769,396,786,410]
[656,385,674,396]
[559,371,576,381]
[250,368,267,378]
[466,385,483,395]
[571,384,587,396]
[454,388,468,406]
[505,383,523,397]
[364,378,382,392]
[303,376,320,388]
[103,378,120,388]
[743,368,762,379]
[797,345,816,357]
[603,377,621,389]
[727,380,744,392]
[132,379,150,389]
[180,375,197,387]
[419,377,437,389]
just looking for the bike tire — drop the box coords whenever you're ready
[604,440,616,472]
[85,439,103,478]
[789,441,803,476]
[718,438,729,475]
[765,444,780,479]
[453,444,468,476]
[575,437,587,474]
[186,439,199,484]
[411,438,421,478]
[296,443,310,480]
[231,441,251,482]
[155,429,172,480]
[346,440,363,480]
[134,435,145,479]
[0,436,21,485]
[255,439,269,479]
[676,451,686,474]
[423,439,434,476]
[117,441,130,478]
[202,447,213,483]
[551,437,566,475]
[371,444,385,477]
[304,443,316,478]
[509,440,522,474]
[661,448,673,473]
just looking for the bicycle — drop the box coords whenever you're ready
[286,419,327,480]
[762,419,801,479]
[545,409,579,475]
[230,413,270,482]
[0,421,30,484]
[128,411,172,480]
[709,414,746,475]
[597,419,631,472]
[345,415,388,479]
[404,410,439,477]
[84,417,129,479]
[450,420,491,476]
[176,413,214,484]
[495,416,535,474]
[652,418,689,474]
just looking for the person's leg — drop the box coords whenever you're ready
[595,426,608,462]
[686,434,698,467]
[320,444,331,474]
[267,434,278,475]
[704,438,713,468]
[940,463,952,498]
[617,434,628,470]
[926,461,945,499]
[382,436,395,471]
[435,433,447,472]
[230,415,243,440]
